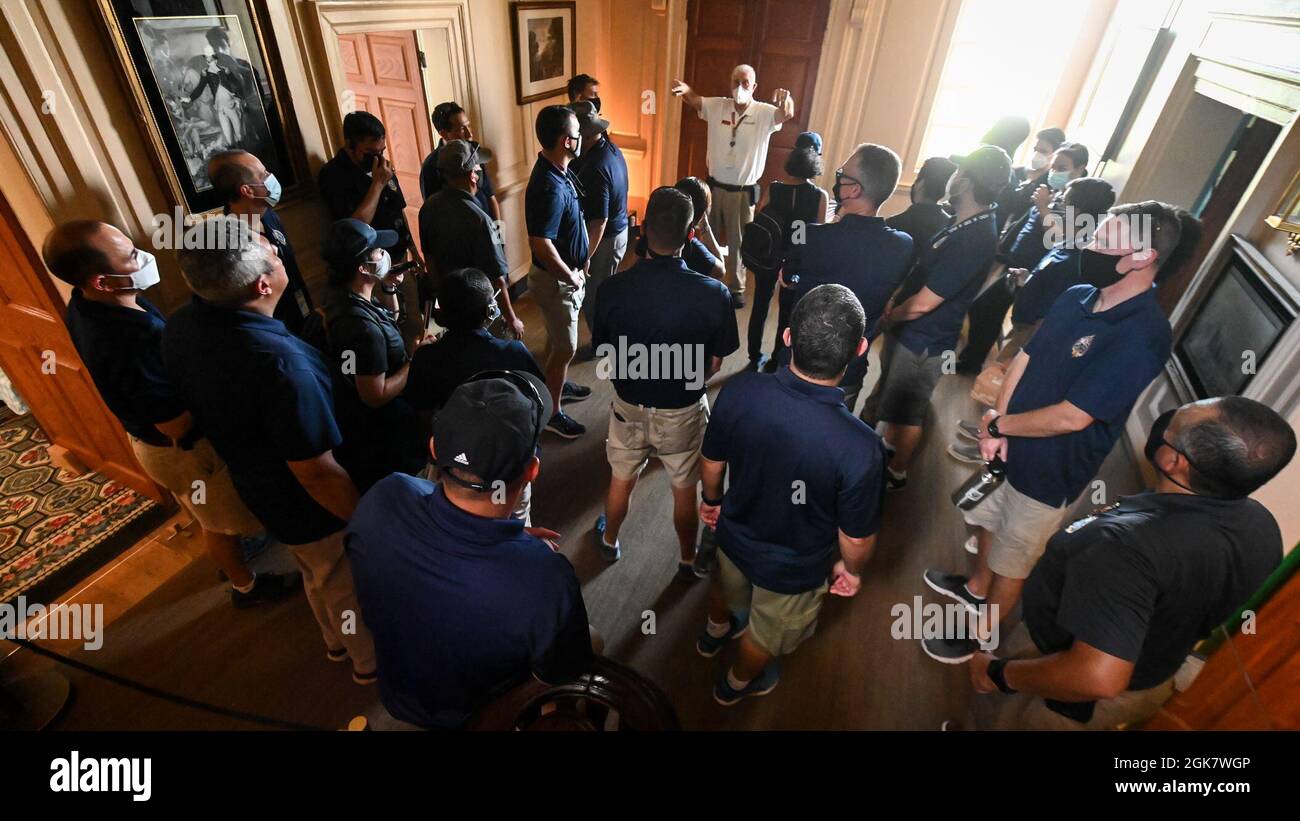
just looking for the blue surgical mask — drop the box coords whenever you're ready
[1047,170,1070,191]
[259,173,282,207]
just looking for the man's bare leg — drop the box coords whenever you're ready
[671,483,700,563]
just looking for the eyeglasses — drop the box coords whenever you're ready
[835,169,863,189]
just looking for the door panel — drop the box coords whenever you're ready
[678,0,831,185]
[0,193,163,501]
[337,31,433,257]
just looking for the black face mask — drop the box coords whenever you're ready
[1144,410,1244,499]
[1079,248,1126,288]
[590,96,602,113]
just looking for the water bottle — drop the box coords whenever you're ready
[951,456,1006,511]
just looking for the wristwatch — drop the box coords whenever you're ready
[702,494,724,507]
[987,658,1016,694]
[987,415,1002,439]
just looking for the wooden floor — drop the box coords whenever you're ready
[0,291,1143,730]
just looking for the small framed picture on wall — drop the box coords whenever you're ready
[510,2,577,105]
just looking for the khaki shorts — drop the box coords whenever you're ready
[717,550,828,656]
[862,338,945,427]
[970,623,1175,730]
[962,479,1070,579]
[606,395,709,488]
[527,264,584,362]
[129,436,262,536]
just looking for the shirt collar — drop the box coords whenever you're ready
[840,214,887,231]
[71,290,158,326]
[190,295,291,337]
[429,482,527,545]
[1077,285,1158,323]
[775,365,848,406]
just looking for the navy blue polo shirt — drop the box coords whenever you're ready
[162,298,345,545]
[683,236,719,276]
[894,209,999,356]
[1005,204,1052,271]
[235,206,313,335]
[346,475,594,729]
[1012,246,1081,325]
[1005,285,1171,507]
[573,136,628,235]
[404,327,543,412]
[419,140,497,215]
[592,255,739,409]
[65,292,185,444]
[525,154,589,270]
[701,368,887,594]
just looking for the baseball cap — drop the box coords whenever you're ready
[434,371,552,492]
[437,139,494,176]
[322,218,398,271]
[795,131,823,155]
[567,100,610,139]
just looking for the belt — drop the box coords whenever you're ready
[706,177,754,193]
[136,425,204,451]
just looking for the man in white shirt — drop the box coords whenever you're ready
[672,64,795,307]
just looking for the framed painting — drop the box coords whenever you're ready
[98,0,305,214]
[510,2,577,105]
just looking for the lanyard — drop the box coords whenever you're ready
[729,111,749,148]
[932,208,995,249]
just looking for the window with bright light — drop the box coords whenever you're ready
[917,0,1092,167]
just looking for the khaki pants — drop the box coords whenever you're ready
[970,623,1175,730]
[287,529,376,674]
[710,185,755,295]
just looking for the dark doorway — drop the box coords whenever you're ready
[676,0,832,185]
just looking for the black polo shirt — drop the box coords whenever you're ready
[162,298,345,545]
[419,140,497,215]
[1006,285,1170,507]
[573,136,629,235]
[894,209,999,356]
[592,255,738,409]
[701,367,887,594]
[347,476,594,729]
[418,186,508,281]
[317,148,412,258]
[405,327,542,412]
[1024,493,1281,697]
[886,202,951,267]
[525,154,588,270]
[65,292,185,445]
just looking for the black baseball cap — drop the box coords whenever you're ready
[322,218,398,271]
[435,371,551,491]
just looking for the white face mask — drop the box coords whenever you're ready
[733,85,753,106]
[366,249,392,281]
[1029,151,1049,171]
[108,250,160,291]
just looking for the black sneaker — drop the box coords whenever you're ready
[922,569,986,615]
[231,572,301,609]
[885,470,908,492]
[593,515,621,562]
[760,355,780,374]
[352,668,378,686]
[922,636,979,664]
[562,381,592,401]
[545,411,586,439]
[678,560,707,580]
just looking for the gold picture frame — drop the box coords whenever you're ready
[1265,165,1300,255]
[97,0,308,215]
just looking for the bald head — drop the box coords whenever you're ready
[208,150,268,205]
[42,221,135,288]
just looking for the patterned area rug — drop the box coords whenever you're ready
[0,406,168,604]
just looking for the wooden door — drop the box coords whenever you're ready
[0,193,163,501]
[677,0,832,185]
[338,31,433,257]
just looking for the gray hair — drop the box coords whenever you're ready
[176,215,275,306]
[1174,396,1297,497]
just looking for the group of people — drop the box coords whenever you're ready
[42,62,1296,731]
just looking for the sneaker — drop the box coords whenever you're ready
[230,572,301,609]
[545,411,586,439]
[593,515,621,562]
[947,440,983,464]
[940,719,963,731]
[922,569,986,615]
[326,647,349,663]
[964,535,979,555]
[678,560,708,580]
[956,419,981,442]
[922,635,979,664]
[562,381,592,401]
[713,662,779,706]
[352,668,378,686]
[731,292,746,309]
[696,611,750,657]
[885,469,907,492]
[760,355,780,374]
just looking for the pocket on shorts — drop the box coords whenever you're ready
[651,403,707,456]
